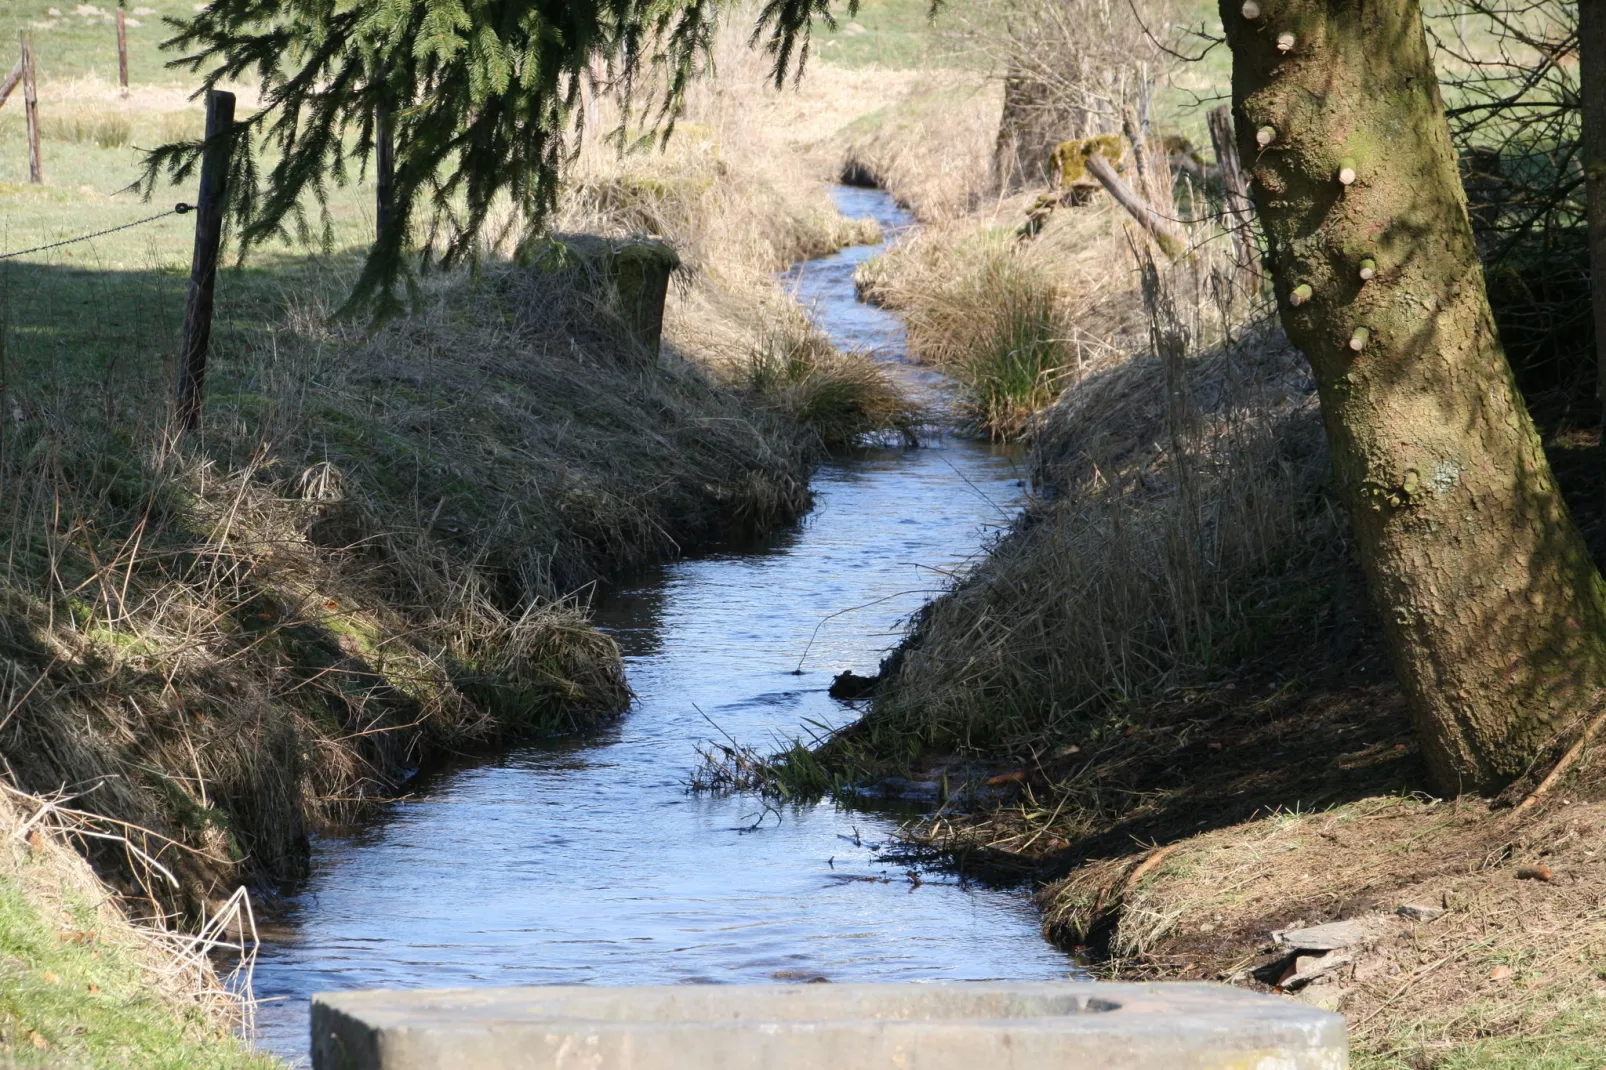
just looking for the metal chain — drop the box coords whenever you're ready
[0,203,194,262]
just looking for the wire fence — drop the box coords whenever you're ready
[0,202,192,262]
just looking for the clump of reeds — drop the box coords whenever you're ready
[857,226,1086,439]
[690,737,844,799]
[738,306,922,449]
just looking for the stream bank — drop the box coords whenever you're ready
[249,187,1078,1065]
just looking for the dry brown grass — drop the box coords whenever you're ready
[861,256,1333,750]
[0,248,817,913]
[1034,785,1606,1068]
[555,14,924,445]
[835,77,1002,221]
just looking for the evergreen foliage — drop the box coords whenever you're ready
[143,0,854,314]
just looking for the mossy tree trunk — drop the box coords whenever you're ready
[1221,0,1606,792]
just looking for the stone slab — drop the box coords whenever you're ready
[311,981,1346,1069]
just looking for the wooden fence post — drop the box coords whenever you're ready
[176,90,235,433]
[375,101,395,249]
[21,34,40,185]
[116,7,128,96]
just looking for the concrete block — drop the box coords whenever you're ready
[312,981,1346,1070]
[541,235,679,358]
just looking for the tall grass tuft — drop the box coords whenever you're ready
[42,113,132,149]
[859,228,1081,439]
[740,308,921,449]
[949,251,1070,438]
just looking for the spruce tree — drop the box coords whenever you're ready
[146,0,846,313]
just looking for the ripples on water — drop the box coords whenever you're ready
[250,187,1076,1064]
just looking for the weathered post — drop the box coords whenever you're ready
[375,102,396,250]
[21,33,40,184]
[116,6,129,96]
[608,239,677,357]
[176,90,235,433]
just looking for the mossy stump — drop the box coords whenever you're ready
[1049,134,1127,202]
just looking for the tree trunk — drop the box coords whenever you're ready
[1221,0,1606,792]
[1583,0,1606,437]
[993,66,1082,194]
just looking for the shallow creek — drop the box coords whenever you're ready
[251,187,1078,1063]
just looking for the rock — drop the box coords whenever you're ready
[1279,950,1353,991]
[1396,903,1444,922]
[828,671,878,700]
[1272,918,1379,952]
[852,776,940,803]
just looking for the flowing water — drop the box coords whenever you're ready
[250,187,1077,1064]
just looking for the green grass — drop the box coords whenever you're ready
[1356,1005,1606,1069]
[0,878,273,1070]
[0,0,376,268]
[0,1,200,89]
[810,0,984,70]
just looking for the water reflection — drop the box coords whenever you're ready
[248,188,1075,1064]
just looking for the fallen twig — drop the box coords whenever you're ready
[1514,700,1606,813]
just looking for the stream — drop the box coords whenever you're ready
[250,186,1078,1064]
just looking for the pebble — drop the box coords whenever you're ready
[1396,903,1444,922]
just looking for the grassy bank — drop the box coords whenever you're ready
[0,4,934,1062]
[0,786,271,1070]
[0,241,819,914]
[680,7,1606,1063]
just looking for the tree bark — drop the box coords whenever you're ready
[1583,0,1606,437]
[1221,0,1606,792]
[993,65,1081,193]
